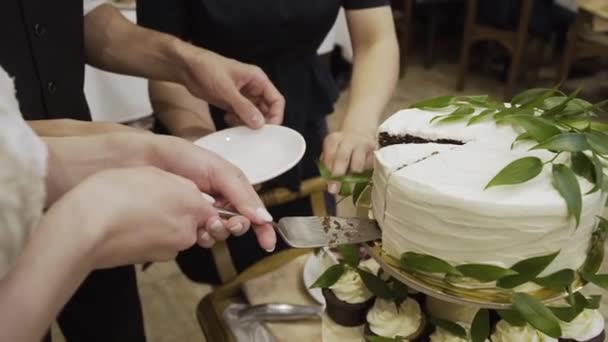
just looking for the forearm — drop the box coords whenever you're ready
[84,4,194,86]
[150,81,215,140]
[0,212,93,341]
[28,119,141,137]
[43,134,154,207]
[342,38,399,134]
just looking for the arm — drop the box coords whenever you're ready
[322,6,399,192]
[149,80,216,141]
[84,4,284,128]
[28,119,145,137]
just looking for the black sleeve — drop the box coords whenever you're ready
[343,0,390,10]
[136,0,191,41]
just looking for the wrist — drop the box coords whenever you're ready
[166,37,206,91]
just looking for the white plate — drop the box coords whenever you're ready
[302,248,339,306]
[194,125,306,185]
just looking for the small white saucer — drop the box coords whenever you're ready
[194,125,306,185]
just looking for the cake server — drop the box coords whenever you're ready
[217,208,381,248]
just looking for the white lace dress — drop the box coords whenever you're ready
[0,66,47,278]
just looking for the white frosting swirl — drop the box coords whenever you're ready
[329,268,373,304]
[491,320,557,342]
[560,309,604,341]
[360,258,381,275]
[429,323,491,342]
[366,298,422,338]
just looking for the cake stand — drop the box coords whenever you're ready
[355,186,588,310]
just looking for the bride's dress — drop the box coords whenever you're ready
[0,66,47,278]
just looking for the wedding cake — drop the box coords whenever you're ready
[371,106,607,278]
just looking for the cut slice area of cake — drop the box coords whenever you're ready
[373,106,607,280]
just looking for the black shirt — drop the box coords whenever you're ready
[136,0,388,132]
[0,0,90,121]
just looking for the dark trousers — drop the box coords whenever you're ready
[43,266,146,342]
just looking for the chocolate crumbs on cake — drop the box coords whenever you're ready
[378,132,464,147]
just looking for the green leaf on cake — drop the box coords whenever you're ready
[497,251,559,289]
[470,309,490,342]
[496,310,527,326]
[411,95,455,109]
[455,264,517,282]
[337,245,360,268]
[550,292,588,322]
[512,88,561,107]
[552,164,582,226]
[431,318,468,338]
[511,293,562,338]
[430,105,475,124]
[582,217,607,275]
[540,88,581,117]
[571,152,596,184]
[339,182,352,197]
[588,154,604,194]
[499,115,561,142]
[511,132,533,149]
[531,132,590,152]
[485,157,543,189]
[586,130,608,156]
[533,269,575,290]
[352,182,368,206]
[310,264,345,288]
[357,269,394,299]
[316,160,332,179]
[586,295,602,309]
[582,273,608,290]
[467,108,497,126]
[400,252,461,276]
[390,279,409,305]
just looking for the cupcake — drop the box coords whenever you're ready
[322,267,375,327]
[364,298,426,340]
[491,320,558,342]
[559,309,605,342]
[429,322,490,342]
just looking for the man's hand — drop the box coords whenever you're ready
[29,119,147,137]
[179,48,285,129]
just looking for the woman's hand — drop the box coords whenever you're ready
[321,130,377,194]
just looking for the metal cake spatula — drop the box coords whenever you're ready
[217,209,381,248]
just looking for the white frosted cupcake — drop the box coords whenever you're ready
[491,320,558,342]
[559,309,605,342]
[364,298,425,340]
[323,268,374,327]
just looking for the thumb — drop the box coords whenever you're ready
[226,87,265,129]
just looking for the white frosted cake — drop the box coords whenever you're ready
[372,107,607,276]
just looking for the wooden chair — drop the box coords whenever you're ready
[457,0,534,100]
[211,177,329,284]
[558,10,608,84]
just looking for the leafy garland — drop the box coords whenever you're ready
[411,88,608,225]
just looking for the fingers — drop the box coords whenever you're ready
[224,113,245,127]
[322,135,340,194]
[252,224,277,252]
[261,82,285,125]
[226,216,250,236]
[225,86,265,129]
[350,146,368,173]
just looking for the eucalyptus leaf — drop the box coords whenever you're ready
[467,108,497,126]
[330,170,373,183]
[583,228,605,276]
[500,115,561,142]
[586,295,602,309]
[541,88,581,117]
[511,132,533,149]
[512,88,560,106]
[485,157,543,189]
[338,245,360,267]
[390,279,409,304]
[531,133,590,152]
[339,182,352,197]
[498,252,559,288]
[549,306,580,322]
[357,269,395,299]
[455,264,517,282]
[432,318,467,338]
[520,88,561,109]
[438,114,471,124]
[470,309,490,342]
[582,273,608,290]
[552,164,582,226]
[533,269,575,290]
[411,95,455,109]
[571,152,596,184]
[497,274,535,289]
[461,95,489,104]
[587,153,604,194]
[511,293,562,338]
[586,130,608,155]
[400,252,461,275]
[352,183,368,206]
[310,264,345,288]
[496,310,527,326]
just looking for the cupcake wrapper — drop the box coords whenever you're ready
[322,288,374,327]
[559,329,605,342]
